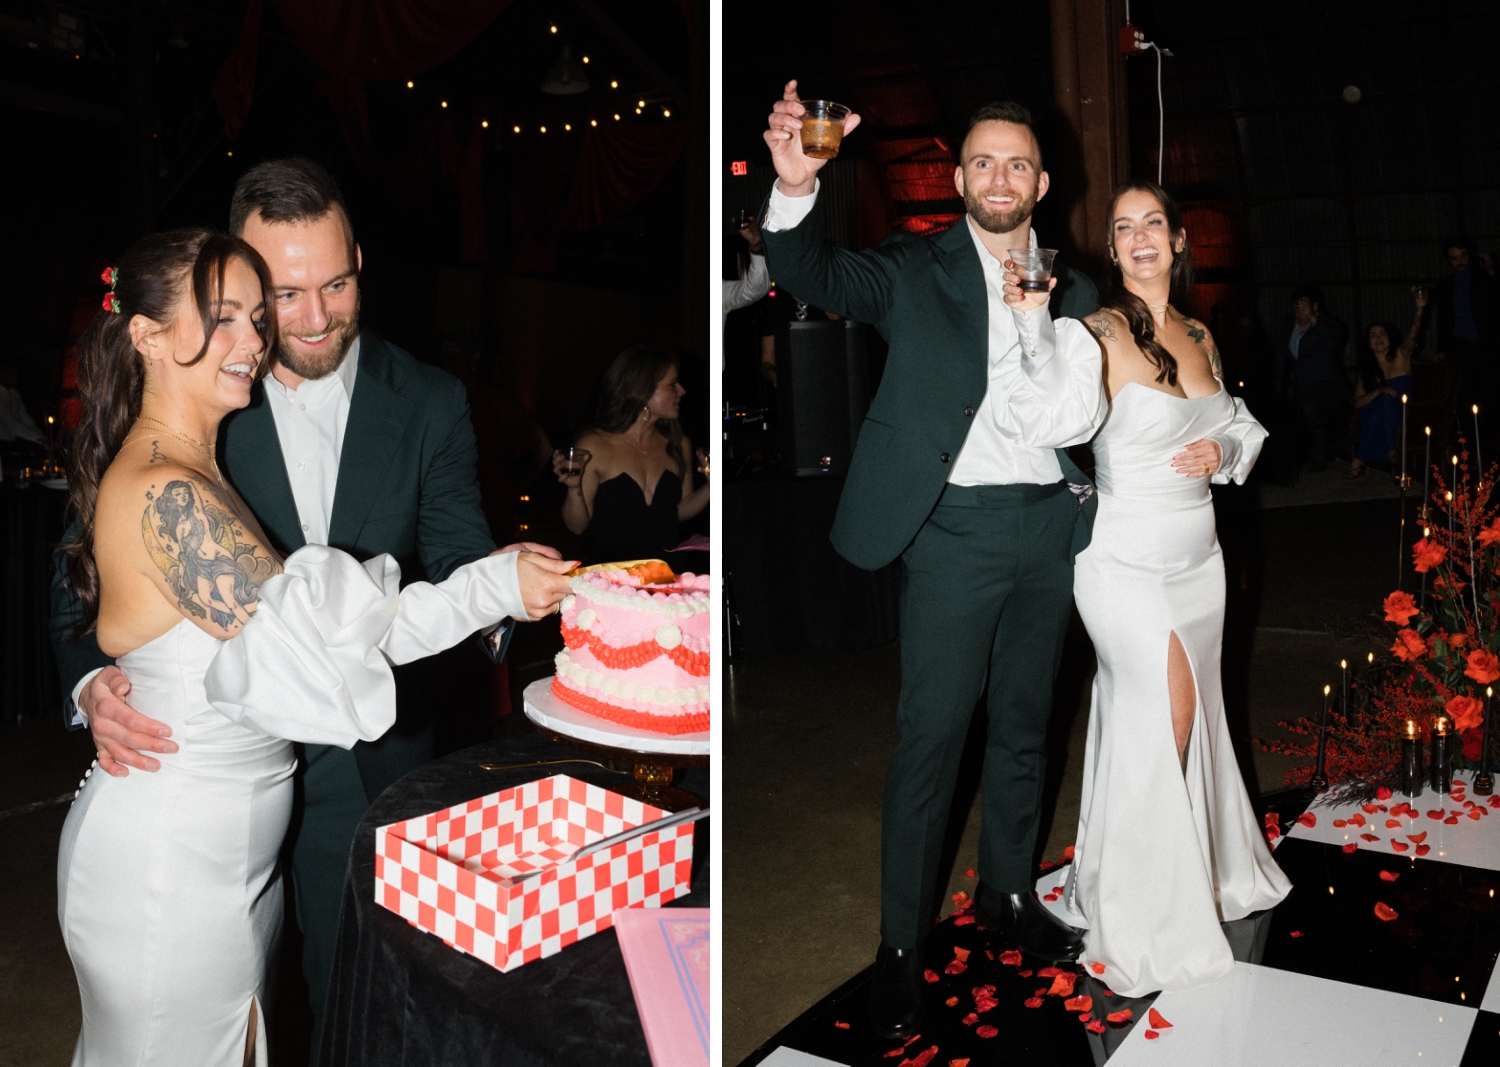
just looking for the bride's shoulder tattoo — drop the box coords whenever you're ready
[139,475,279,633]
[1185,318,1224,377]
[1085,312,1118,341]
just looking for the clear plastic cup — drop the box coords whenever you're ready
[1007,248,1059,292]
[799,100,851,160]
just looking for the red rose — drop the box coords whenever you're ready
[1465,648,1500,684]
[1383,590,1419,625]
[1413,538,1446,573]
[1446,695,1484,733]
[101,293,115,312]
[1392,629,1429,663]
[1464,729,1484,761]
[1480,519,1500,547]
[1450,632,1469,647]
[100,266,115,285]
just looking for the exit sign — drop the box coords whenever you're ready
[730,161,748,176]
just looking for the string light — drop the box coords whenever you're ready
[549,24,557,33]
[590,119,598,126]
[441,101,448,108]
[481,120,489,128]
[540,125,547,132]
[635,108,642,114]
[614,113,620,120]
[227,150,233,157]
[663,108,671,117]
[610,80,618,89]
[564,123,572,131]
[513,125,521,133]
[582,55,589,63]
[637,99,645,107]
[406,80,414,89]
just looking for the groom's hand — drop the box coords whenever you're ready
[84,666,176,777]
[764,79,861,198]
[1001,259,1056,313]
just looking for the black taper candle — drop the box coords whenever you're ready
[1477,686,1495,797]
[1311,684,1331,793]
[1432,716,1452,795]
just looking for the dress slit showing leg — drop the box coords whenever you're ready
[1167,630,1198,770]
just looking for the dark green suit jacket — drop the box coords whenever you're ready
[761,196,1101,571]
[50,332,507,784]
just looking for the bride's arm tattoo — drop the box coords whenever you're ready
[1085,312,1117,342]
[1186,320,1224,377]
[140,476,280,633]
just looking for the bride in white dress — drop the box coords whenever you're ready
[56,229,559,1065]
[1062,182,1291,997]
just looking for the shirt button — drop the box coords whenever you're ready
[299,403,306,411]
[303,523,309,531]
[940,453,950,463]
[964,406,975,417]
[298,462,305,470]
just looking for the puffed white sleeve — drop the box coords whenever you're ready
[1206,393,1268,485]
[991,307,1107,448]
[203,545,524,748]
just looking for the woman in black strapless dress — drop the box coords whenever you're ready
[556,346,710,573]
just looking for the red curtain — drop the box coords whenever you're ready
[270,0,516,80]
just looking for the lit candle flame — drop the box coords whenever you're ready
[1402,394,1409,404]
[1437,717,1448,735]
[1323,684,1331,696]
[1341,659,1347,670]
[1408,719,1417,738]
[1368,652,1374,664]
[1426,426,1432,436]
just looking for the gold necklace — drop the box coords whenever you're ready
[138,415,214,451]
[123,419,225,484]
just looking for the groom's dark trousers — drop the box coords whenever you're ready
[762,192,1100,949]
[50,330,510,1058]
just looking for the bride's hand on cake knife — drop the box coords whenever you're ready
[516,551,576,620]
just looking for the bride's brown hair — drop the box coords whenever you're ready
[1100,180,1193,386]
[63,228,276,633]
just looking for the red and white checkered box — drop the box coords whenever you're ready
[374,774,696,972]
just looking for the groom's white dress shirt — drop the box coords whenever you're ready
[764,179,1105,486]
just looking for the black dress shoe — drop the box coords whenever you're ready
[974,883,1084,961]
[868,942,925,1040]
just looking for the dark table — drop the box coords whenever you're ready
[724,475,900,661]
[1,481,67,723]
[319,733,709,1067]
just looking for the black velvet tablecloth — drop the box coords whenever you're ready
[724,476,900,661]
[318,734,709,1067]
[0,482,66,722]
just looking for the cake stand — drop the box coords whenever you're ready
[522,679,708,810]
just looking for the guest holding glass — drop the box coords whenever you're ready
[1349,289,1426,478]
[554,345,709,570]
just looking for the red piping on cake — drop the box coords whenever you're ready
[551,677,709,735]
[560,623,710,676]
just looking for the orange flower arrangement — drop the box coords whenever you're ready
[1383,591,1419,625]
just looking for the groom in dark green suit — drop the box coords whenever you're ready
[50,159,574,1060]
[762,83,1107,1038]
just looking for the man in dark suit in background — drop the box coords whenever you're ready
[1276,285,1349,473]
[51,158,574,1060]
[762,82,1105,1039]
[1432,238,1499,416]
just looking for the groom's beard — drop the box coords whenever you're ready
[963,183,1038,236]
[275,292,360,381]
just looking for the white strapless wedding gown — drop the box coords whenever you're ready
[57,546,520,1066]
[1065,380,1291,997]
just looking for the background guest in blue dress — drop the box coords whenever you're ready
[1349,289,1426,478]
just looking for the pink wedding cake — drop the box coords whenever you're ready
[552,565,710,736]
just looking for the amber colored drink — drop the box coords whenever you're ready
[798,100,850,161]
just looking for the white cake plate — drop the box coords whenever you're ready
[523,679,710,758]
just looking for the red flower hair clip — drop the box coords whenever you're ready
[101,266,120,314]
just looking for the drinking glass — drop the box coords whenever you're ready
[561,446,591,480]
[1007,248,1059,292]
[798,100,850,160]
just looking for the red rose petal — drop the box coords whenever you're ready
[1490,796,1500,808]
[1470,810,1484,820]
[1039,860,1055,871]
[1065,995,1093,1012]
[1392,841,1409,852]
[1342,843,1358,853]
[1385,819,1402,829]
[1086,1020,1106,1034]
[1407,832,1427,843]
[953,947,971,963]
[1379,870,1400,882]
[950,1060,970,1067]
[976,1025,999,1038]
[1349,814,1367,826]
[951,891,970,908]
[1106,1009,1133,1024]
[944,960,967,975]
[964,869,976,878]
[1374,902,1399,921]
[1376,786,1393,800]
[1297,812,1317,827]
[1104,991,1114,996]
[945,996,959,1007]
[1089,962,1106,974]
[999,950,1022,966]
[1362,804,1380,813]
[1019,969,1033,977]
[1144,1030,1160,1040]
[1043,893,1059,903]
[908,1050,939,1067]
[1048,973,1078,997]
[834,1021,851,1029]
[1428,810,1444,819]
[1023,998,1043,1009]
[1077,1013,1092,1023]
[1035,988,1049,997]
[1038,966,1063,977]
[1289,930,1303,937]
[962,1013,978,1026]
[885,1048,907,1058]
[1416,844,1432,856]
[952,915,976,925]
[1446,816,1460,825]
[1361,833,1380,842]
[1063,845,1076,860]
[924,969,940,983]
[1333,819,1347,828]
[1149,1008,1173,1028]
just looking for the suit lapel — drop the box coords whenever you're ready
[220,383,305,552]
[934,220,990,369]
[327,335,414,550]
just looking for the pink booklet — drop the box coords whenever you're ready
[613,907,710,1067]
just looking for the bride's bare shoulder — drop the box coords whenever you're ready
[1082,307,1128,345]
